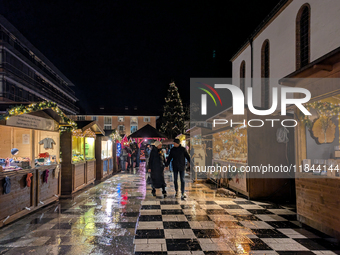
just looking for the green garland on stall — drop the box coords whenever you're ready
[0,101,77,131]
[300,101,340,128]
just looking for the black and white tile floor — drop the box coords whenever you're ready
[0,164,339,255]
[135,169,340,254]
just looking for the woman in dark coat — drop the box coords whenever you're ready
[148,141,167,197]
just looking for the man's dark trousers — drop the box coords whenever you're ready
[173,170,185,194]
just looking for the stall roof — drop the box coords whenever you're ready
[128,124,167,139]
[76,120,105,135]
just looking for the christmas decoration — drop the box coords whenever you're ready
[72,128,96,138]
[110,129,122,142]
[0,101,77,130]
[83,128,96,138]
[300,101,340,128]
[120,135,130,146]
[160,81,186,138]
[298,100,340,144]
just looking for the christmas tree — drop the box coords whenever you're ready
[160,81,186,139]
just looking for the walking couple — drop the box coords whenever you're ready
[147,139,190,200]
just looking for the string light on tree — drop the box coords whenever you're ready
[160,81,186,139]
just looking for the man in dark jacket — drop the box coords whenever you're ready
[165,139,190,199]
[148,141,167,198]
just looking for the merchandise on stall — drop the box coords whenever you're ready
[0,101,73,227]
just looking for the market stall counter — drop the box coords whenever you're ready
[60,121,104,196]
[0,102,71,227]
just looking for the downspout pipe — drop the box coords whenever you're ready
[249,37,253,87]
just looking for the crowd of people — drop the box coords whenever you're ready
[118,139,191,200]
[119,142,141,172]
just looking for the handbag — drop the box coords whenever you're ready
[146,173,152,185]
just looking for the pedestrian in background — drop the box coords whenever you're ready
[130,142,137,171]
[148,141,167,198]
[165,139,190,200]
[126,146,132,172]
[144,144,151,171]
[120,146,128,172]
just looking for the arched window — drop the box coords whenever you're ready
[240,61,246,94]
[296,4,310,69]
[261,40,270,109]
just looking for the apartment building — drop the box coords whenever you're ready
[0,15,78,114]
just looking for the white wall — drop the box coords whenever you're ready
[232,45,252,103]
[232,0,340,107]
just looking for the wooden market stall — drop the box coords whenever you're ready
[279,46,340,239]
[207,107,295,202]
[95,133,114,180]
[0,101,73,227]
[60,121,104,196]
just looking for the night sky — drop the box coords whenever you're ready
[0,0,280,115]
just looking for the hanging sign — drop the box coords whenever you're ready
[7,114,56,131]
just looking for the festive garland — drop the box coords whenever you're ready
[300,101,340,128]
[0,101,77,130]
[110,129,122,142]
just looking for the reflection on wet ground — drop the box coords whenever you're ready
[0,163,339,254]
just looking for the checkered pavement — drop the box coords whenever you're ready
[134,178,340,255]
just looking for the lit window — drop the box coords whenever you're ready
[92,116,97,121]
[104,116,112,130]
[131,125,137,133]
[118,116,124,122]
[78,116,85,121]
[130,117,138,125]
[118,125,125,131]
[104,116,112,124]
